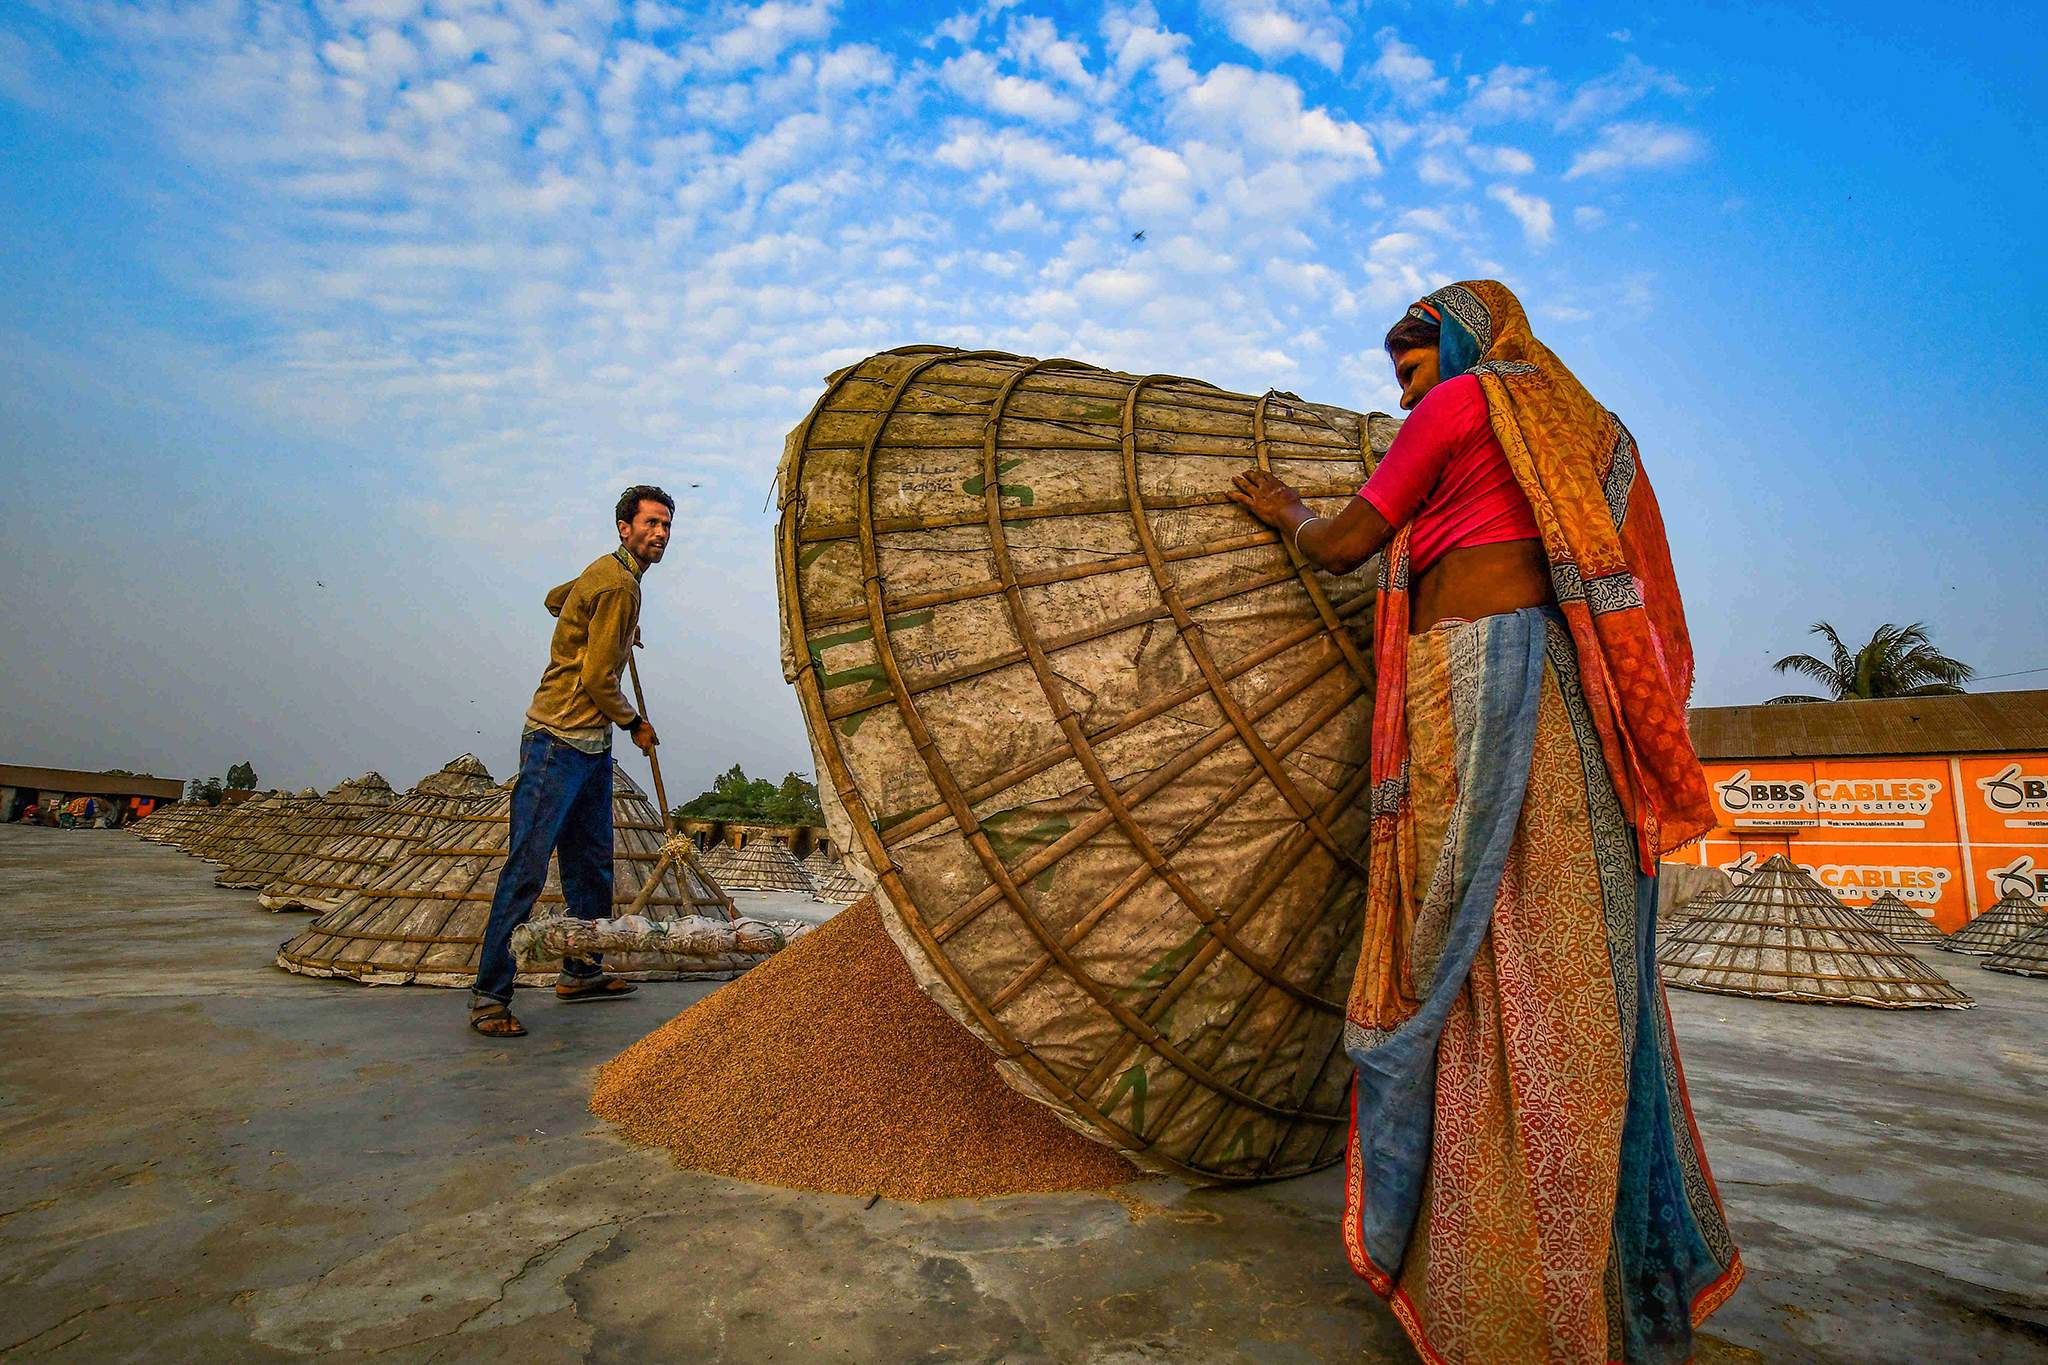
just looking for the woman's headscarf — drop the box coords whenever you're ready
[1391,280,1713,869]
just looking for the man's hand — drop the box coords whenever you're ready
[629,719,659,755]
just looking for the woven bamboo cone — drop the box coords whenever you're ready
[216,773,397,890]
[133,802,211,846]
[186,791,299,864]
[256,755,499,912]
[1856,891,1946,945]
[1982,924,2048,978]
[777,346,1396,1181]
[276,761,734,986]
[1658,855,1973,1008]
[1939,892,2048,956]
[716,841,815,893]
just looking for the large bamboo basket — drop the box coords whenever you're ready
[276,762,734,986]
[1658,856,1972,1008]
[216,772,396,890]
[776,346,1395,1181]
[1939,892,2048,955]
[1857,891,1946,945]
[257,755,499,912]
[1983,924,2048,978]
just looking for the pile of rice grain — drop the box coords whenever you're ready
[590,896,1138,1200]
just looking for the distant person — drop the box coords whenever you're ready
[19,802,36,825]
[1232,281,1741,1362]
[469,485,671,1038]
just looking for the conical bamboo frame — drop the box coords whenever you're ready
[187,792,296,864]
[777,346,1395,1181]
[714,841,814,892]
[1983,924,2048,978]
[158,804,226,850]
[134,802,209,845]
[1658,856,1972,1009]
[256,756,500,912]
[277,762,735,986]
[1940,892,2048,956]
[1857,891,1946,945]
[809,868,865,904]
[216,774,397,890]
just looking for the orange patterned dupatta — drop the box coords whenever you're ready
[1428,280,1706,868]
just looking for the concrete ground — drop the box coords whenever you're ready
[1,825,2044,1364]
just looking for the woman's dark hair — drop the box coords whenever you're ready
[1383,312,1440,358]
[615,484,675,524]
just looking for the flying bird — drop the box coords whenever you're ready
[1131,230,1146,242]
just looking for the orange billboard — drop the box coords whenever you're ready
[1688,753,2048,933]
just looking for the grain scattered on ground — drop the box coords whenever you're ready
[590,896,1139,1200]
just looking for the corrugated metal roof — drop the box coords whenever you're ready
[1689,690,2048,760]
[0,765,185,799]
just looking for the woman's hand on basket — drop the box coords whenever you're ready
[1228,468,1308,530]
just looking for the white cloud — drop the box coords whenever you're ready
[1486,183,1553,246]
[1201,0,1346,72]
[941,50,1083,123]
[1566,121,1706,178]
[1172,64,1377,167]
[1461,64,1555,122]
[1573,205,1606,228]
[700,0,838,74]
[1370,29,1445,105]
[1468,143,1535,175]
[1100,2,1193,87]
[1555,56,1691,131]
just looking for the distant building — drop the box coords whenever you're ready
[1,764,185,825]
[676,817,831,861]
[1686,689,2048,931]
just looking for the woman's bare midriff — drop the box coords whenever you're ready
[1408,539,1555,632]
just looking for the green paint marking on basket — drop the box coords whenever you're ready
[798,542,832,570]
[1221,1121,1257,1164]
[874,802,938,835]
[963,458,1034,507]
[806,609,939,736]
[1106,1063,1149,1136]
[981,808,1071,891]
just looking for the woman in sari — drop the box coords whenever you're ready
[1229,281,1742,1364]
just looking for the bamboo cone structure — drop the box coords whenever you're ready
[697,842,739,879]
[186,792,296,863]
[778,346,1395,1181]
[257,756,498,912]
[161,803,227,851]
[809,867,865,904]
[1939,892,2048,956]
[1658,894,1719,939]
[1856,891,1946,945]
[216,773,397,890]
[715,841,814,893]
[1982,924,2048,978]
[799,845,839,877]
[275,761,734,986]
[134,802,210,846]
[1657,856,1972,1009]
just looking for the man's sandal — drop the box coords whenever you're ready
[469,1002,527,1037]
[555,977,638,1003]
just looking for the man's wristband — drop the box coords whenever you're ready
[621,714,641,732]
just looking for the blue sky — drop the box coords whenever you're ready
[2,0,2043,796]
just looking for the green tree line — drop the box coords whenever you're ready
[673,764,822,826]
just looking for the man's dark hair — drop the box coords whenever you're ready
[1383,312,1441,358]
[615,484,675,525]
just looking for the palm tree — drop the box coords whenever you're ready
[1767,621,1974,704]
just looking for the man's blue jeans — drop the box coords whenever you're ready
[473,730,613,1003]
